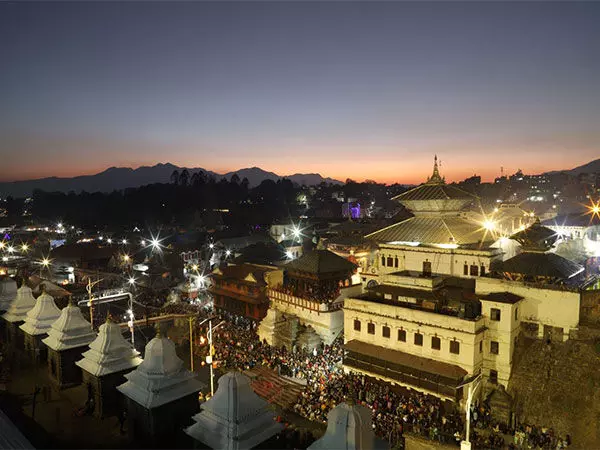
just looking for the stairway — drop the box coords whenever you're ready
[246,366,305,410]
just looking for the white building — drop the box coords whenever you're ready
[185,371,283,450]
[19,287,61,359]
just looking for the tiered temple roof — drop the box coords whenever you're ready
[2,285,36,323]
[117,331,202,409]
[76,316,142,377]
[42,301,97,351]
[308,401,389,450]
[0,276,18,311]
[284,249,357,276]
[185,371,283,450]
[20,289,61,336]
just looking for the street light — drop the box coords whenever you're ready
[457,373,482,450]
[7,245,14,254]
[21,243,29,252]
[128,277,135,285]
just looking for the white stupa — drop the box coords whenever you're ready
[42,301,97,351]
[117,330,203,409]
[185,371,284,450]
[0,276,18,311]
[19,288,61,336]
[308,401,390,450]
[2,284,36,323]
[76,316,142,377]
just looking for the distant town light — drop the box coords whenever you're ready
[192,264,199,271]
[141,240,146,246]
[123,254,130,262]
[41,258,50,267]
[21,243,29,252]
[128,277,135,285]
[107,238,112,244]
[57,222,63,228]
[7,245,14,253]
[209,243,214,249]
[225,249,231,257]
[0,242,4,249]
[122,239,127,245]
[99,236,103,241]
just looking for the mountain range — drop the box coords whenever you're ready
[0,163,342,198]
[544,158,600,176]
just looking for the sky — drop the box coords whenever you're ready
[1,1,599,185]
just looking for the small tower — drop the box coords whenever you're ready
[76,315,142,418]
[2,283,37,348]
[42,299,97,389]
[19,286,61,361]
[0,276,18,312]
[308,401,390,450]
[117,327,203,447]
[185,371,283,450]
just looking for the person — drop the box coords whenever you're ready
[119,409,127,434]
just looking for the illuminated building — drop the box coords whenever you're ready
[185,372,283,450]
[76,316,142,418]
[2,284,36,348]
[209,264,283,320]
[258,249,359,348]
[19,286,61,361]
[308,401,389,450]
[117,329,202,446]
[42,300,97,389]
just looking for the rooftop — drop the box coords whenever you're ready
[542,213,600,229]
[212,263,277,285]
[494,252,584,281]
[19,290,61,336]
[42,302,97,351]
[284,249,357,275]
[2,285,37,323]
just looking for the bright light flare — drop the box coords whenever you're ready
[587,199,600,220]
[123,254,130,262]
[128,277,135,285]
[285,250,294,259]
[225,249,231,257]
[191,264,199,271]
[121,239,127,245]
[7,245,14,254]
[0,242,4,249]
[21,243,29,252]
[483,220,496,231]
[107,238,113,244]
[41,258,51,267]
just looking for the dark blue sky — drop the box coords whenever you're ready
[1,1,599,183]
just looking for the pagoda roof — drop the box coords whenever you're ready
[366,216,495,247]
[0,277,18,311]
[185,371,283,450]
[212,264,276,285]
[284,249,356,275]
[308,402,389,450]
[494,252,584,280]
[117,334,203,409]
[20,290,61,336]
[2,285,36,323]
[42,303,97,351]
[509,219,557,251]
[76,317,142,377]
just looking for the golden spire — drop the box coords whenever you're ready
[106,313,113,323]
[427,154,444,184]
[155,323,162,338]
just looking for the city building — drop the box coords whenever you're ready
[185,371,283,450]
[19,286,61,361]
[42,300,97,389]
[117,329,203,446]
[209,264,283,320]
[76,316,143,418]
[258,249,360,348]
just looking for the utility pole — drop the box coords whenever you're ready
[86,277,102,329]
[189,316,194,372]
[458,373,482,450]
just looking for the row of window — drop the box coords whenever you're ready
[354,320,461,354]
[381,256,399,268]
[464,264,486,277]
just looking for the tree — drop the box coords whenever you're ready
[241,177,250,192]
[190,172,200,187]
[230,173,241,185]
[179,169,190,187]
[170,170,180,185]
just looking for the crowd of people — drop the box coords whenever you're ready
[178,306,572,450]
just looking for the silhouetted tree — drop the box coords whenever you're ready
[190,172,200,187]
[170,170,179,185]
[230,173,241,185]
[179,169,190,187]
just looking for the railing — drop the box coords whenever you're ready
[268,289,344,313]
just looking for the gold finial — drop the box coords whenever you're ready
[427,154,444,184]
[68,295,75,306]
[346,383,356,406]
[106,313,113,323]
[40,283,47,293]
[155,323,162,338]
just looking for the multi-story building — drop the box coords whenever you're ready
[209,263,283,320]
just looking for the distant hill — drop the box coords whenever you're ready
[0,163,342,197]
[544,158,600,176]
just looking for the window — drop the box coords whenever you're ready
[431,336,441,350]
[367,323,375,335]
[414,333,423,346]
[398,329,406,342]
[382,326,390,338]
[353,319,361,332]
[394,257,399,268]
[387,257,394,267]
[489,369,498,384]
[470,265,479,276]
[422,261,432,277]
[480,265,486,276]
[491,308,501,321]
[490,341,499,354]
[515,308,518,320]
[381,256,385,266]
[450,340,460,354]
[479,341,483,353]
[463,264,469,275]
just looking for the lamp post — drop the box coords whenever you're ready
[458,372,483,450]
[206,319,225,396]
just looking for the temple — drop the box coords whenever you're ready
[185,371,283,450]
[19,286,61,361]
[42,300,97,389]
[308,400,389,450]
[258,249,359,348]
[2,283,37,348]
[76,316,142,418]
[117,328,203,446]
